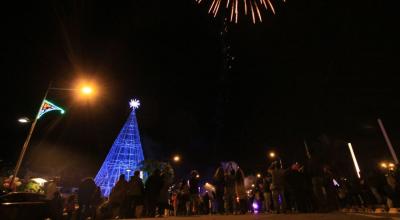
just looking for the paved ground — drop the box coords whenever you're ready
[124,213,400,220]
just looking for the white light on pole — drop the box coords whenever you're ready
[377,118,399,164]
[18,117,30,124]
[348,142,361,178]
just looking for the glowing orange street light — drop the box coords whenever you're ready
[380,162,396,171]
[269,152,276,159]
[77,83,97,98]
[389,163,396,171]
[173,155,181,163]
[75,78,98,99]
[81,86,93,95]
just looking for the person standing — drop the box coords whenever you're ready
[177,180,190,216]
[77,178,97,220]
[188,170,200,215]
[158,172,172,217]
[268,162,286,213]
[213,167,225,214]
[224,170,236,214]
[202,192,211,214]
[50,191,64,220]
[306,156,327,212]
[235,168,247,214]
[145,169,163,217]
[90,186,103,219]
[263,174,273,213]
[65,194,76,220]
[109,174,128,218]
[126,170,145,218]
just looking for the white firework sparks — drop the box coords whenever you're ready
[196,0,285,24]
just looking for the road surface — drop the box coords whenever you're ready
[129,213,399,220]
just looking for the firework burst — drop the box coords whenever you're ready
[195,0,285,23]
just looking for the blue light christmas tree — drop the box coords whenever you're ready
[95,99,145,196]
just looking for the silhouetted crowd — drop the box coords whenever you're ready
[43,159,400,219]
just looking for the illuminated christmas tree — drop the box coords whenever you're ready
[95,99,145,196]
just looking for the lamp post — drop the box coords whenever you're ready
[17,117,30,124]
[269,152,276,158]
[10,82,95,190]
[173,155,181,163]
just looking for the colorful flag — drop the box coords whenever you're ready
[37,99,65,119]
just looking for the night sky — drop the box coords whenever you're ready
[1,1,400,179]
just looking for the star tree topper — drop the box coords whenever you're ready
[129,99,140,109]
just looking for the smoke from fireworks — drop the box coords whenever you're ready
[195,0,285,24]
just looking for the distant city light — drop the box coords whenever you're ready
[256,173,261,178]
[173,155,181,162]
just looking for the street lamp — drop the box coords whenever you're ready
[389,163,395,171]
[173,155,181,163]
[269,152,276,158]
[11,82,98,189]
[380,162,396,171]
[74,79,98,99]
[81,86,93,95]
[18,117,30,124]
[256,173,261,178]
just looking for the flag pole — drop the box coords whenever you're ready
[377,118,399,164]
[10,83,51,191]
